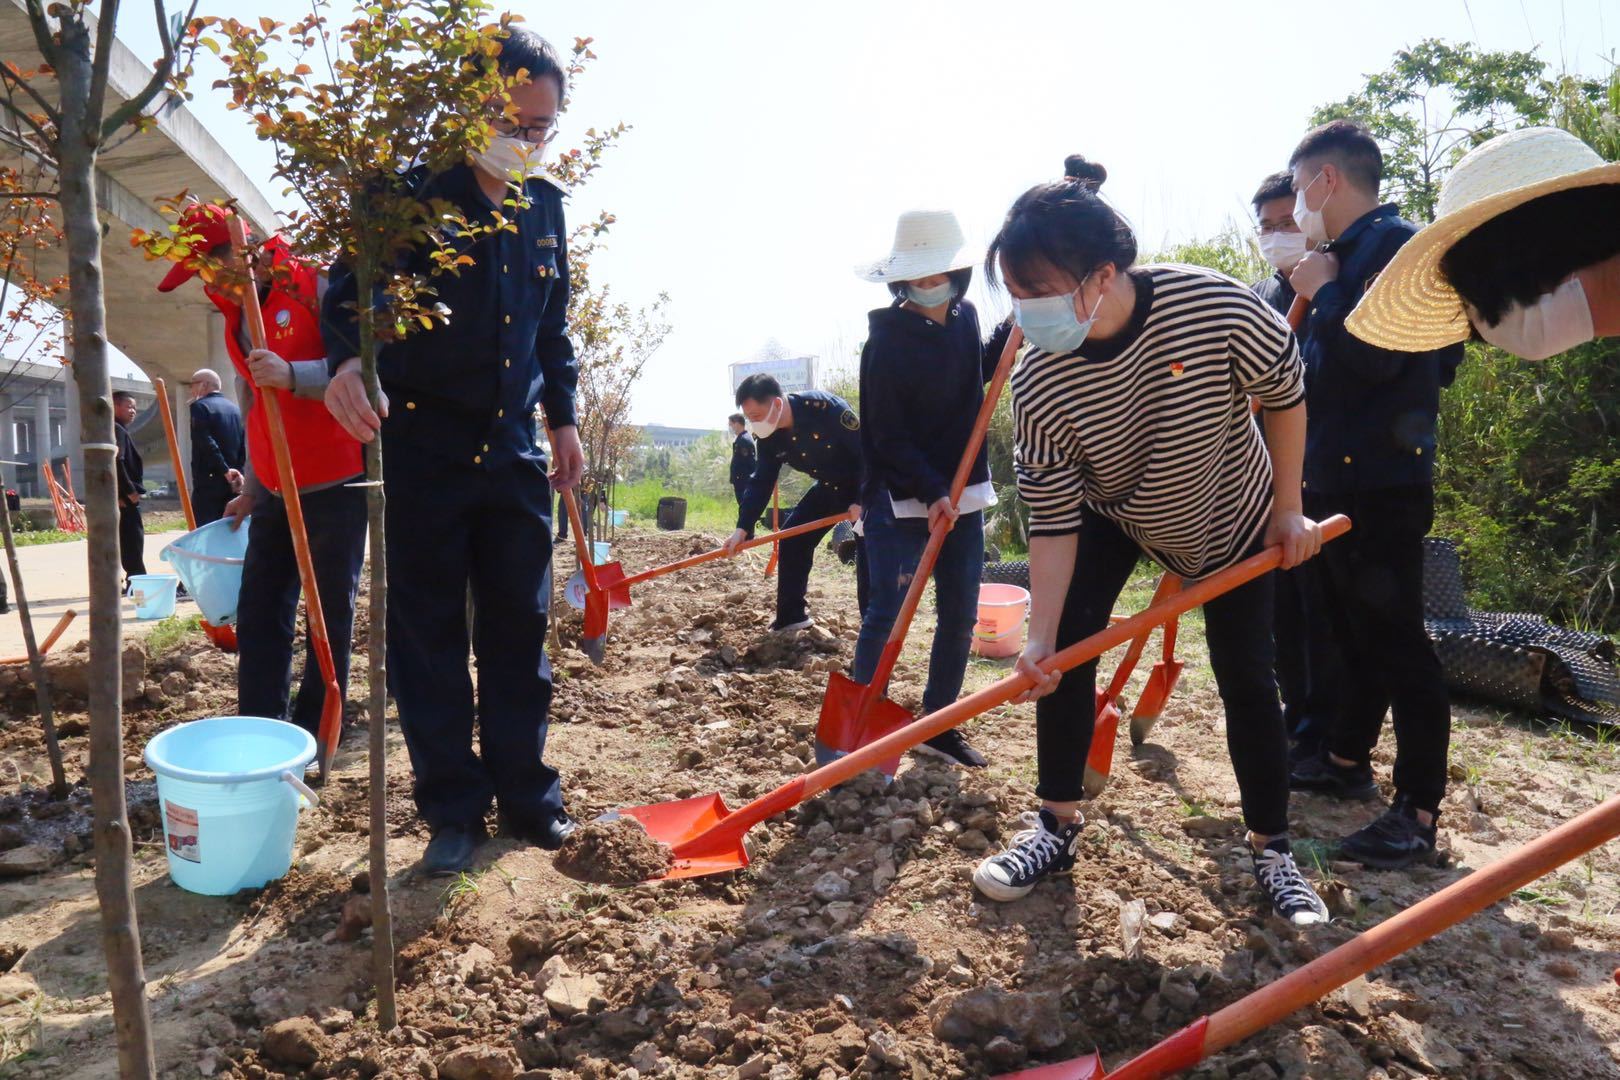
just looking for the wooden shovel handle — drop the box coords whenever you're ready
[152,378,195,531]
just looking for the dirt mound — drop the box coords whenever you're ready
[554,816,673,884]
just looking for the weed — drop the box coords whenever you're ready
[145,613,203,656]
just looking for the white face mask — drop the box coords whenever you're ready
[1259,230,1309,272]
[747,398,784,439]
[471,134,547,181]
[1293,171,1331,247]
[1468,276,1595,361]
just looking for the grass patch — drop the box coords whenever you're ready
[8,528,83,547]
[613,478,737,533]
[144,614,202,656]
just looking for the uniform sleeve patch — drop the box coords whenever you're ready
[840,409,860,431]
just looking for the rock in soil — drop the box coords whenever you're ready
[0,843,59,877]
[437,1043,519,1080]
[261,1016,331,1068]
[552,816,672,884]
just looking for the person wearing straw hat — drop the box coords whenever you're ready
[849,209,1002,770]
[971,154,1329,926]
[1282,120,1462,872]
[1347,126,1620,360]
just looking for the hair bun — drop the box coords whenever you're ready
[1063,154,1107,190]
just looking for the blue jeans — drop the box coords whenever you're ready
[851,497,983,715]
[236,482,368,738]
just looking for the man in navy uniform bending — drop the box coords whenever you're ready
[322,28,582,875]
[724,375,862,632]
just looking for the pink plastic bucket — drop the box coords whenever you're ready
[972,583,1030,658]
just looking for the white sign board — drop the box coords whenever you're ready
[730,355,816,395]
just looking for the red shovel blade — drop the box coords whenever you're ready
[815,672,910,775]
[593,560,633,610]
[202,621,238,653]
[1083,691,1121,799]
[1129,659,1184,747]
[611,793,749,879]
[990,1054,1105,1080]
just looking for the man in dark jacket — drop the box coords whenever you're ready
[728,412,755,536]
[724,376,860,632]
[188,368,245,525]
[113,390,146,590]
[1284,120,1463,870]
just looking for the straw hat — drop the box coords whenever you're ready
[856,209,979,283]
[1347,127,1620,351]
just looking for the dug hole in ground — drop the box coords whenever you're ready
[0,526,1617,1078]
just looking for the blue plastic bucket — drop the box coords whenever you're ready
[161,518,251,625]
[143,717,318,895]
[591,541,611,564]
[609,510,628,527]
[128,574,179,620]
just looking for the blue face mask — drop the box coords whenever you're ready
[904,281,956,308]
[1013,277,1101,353]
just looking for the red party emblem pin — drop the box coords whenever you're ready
[1169,361,1185,377]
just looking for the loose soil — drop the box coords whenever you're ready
[553,819,673,886]
[0,526,1616,1079]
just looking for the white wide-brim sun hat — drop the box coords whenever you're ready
[1347,126,1620,352]
[855,209,980,283]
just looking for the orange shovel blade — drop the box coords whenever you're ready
[1084,691,1122,798]
[991,1055,1105,1079]
[815,672,910,774]
[202,621,238,653]
[612,793,748,879]
[1131,659,1184,724]
[593,560,633,610]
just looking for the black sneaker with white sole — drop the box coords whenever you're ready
[972,809,1082,901]
[915,728,988,768]
[1339,795,1439,869]
[770,614,814,633]
[1252,837,1330,926]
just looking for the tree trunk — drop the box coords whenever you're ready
[53,18,157,1078]
[355,251,397,1030]
[0,502,67,796]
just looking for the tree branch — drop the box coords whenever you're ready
[99,0,196,142]
[21,0,60,69]
[0,64,63,132]
[84,0,122,129]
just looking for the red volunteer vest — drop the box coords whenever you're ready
[205,238,363,494]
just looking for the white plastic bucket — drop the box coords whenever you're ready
[972,583,1030,658]
[128,573,179,620]
[609,509,628,527]
[161,518,251,625]
[143,717,318,896]
[591,541,611,564]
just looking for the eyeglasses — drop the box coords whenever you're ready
[1254,222,1301,236]
[491,115,560,146]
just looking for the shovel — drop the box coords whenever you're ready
[1083,574,1182,798]
[574,511,850,613]
[609,515,1349,880]
[230,216,346,779]
[555,475,608,664]
[153,377,238,653]
[1128,602,1183,747]
[813,327,1025,771]
[993,787,1620,1080]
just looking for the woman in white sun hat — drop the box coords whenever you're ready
[1348,126,1620,359]
[847,209,1010,770]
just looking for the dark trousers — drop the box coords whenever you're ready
[1306,485,1450,813]
[1274,558,1343,751]
[1036,513,1289,835]
[774,481,847,625]
[853,499,982,714]
[192,479,232,526]
[385,442,563,831]
[735,483,754,540]
[236,484,367,738]
[118,501,146,582]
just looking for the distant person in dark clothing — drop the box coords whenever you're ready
[1249,171,1343,764]
[113,390,146,590]
[188,367,245,525]
[1283,120,1462,870]
[728,412,755,538]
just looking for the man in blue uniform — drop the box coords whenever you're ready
[724,375,861,632]
[322,28,582,875]
[728,412,755,536]
[188,368,245,525]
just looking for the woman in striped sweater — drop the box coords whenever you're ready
[971,155,1331,926]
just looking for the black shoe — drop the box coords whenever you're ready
[1288,735,1324,769]
[1340,795,1439,870]
[916,728,988,768]
[503,812,578,851]
[1251,837,1330,926]
[1290,747,1380,800]
[972,809,1082,902]
[770,614,814,633]
[422,823,484,876]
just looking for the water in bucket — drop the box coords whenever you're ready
[162,518,251,625]
[128,573,180,620]
[143,717,318,895]
[972,583,1030,658]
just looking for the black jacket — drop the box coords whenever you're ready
[1251,270,1297,321]
[736,390,862,530]
[1300,204,1464,494]
[729,430,756,487]
[115,419,144,502]
[189,391,245,487]
[858,299,999,508]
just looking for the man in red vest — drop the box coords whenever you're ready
[159,204,367,739]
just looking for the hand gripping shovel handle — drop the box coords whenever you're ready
[229,216,345,777]
[1084,789,1620,1080]
[672,515,1350,866]
[616,511,850,592]
[847,326,1024,736]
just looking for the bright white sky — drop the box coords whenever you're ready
[108,0,1615,426]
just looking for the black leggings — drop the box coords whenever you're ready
[1035,513,1290,836]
